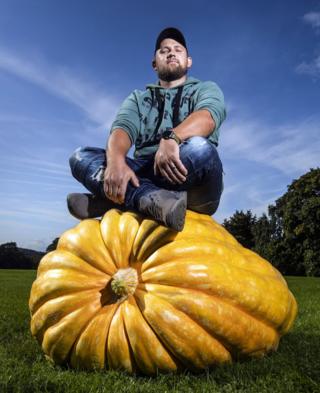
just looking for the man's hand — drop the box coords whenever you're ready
[154,139,188,184]
[104,159,139,204]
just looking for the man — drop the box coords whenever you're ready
[68,27,226,231]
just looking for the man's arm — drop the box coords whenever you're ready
[154,81,226,184]
[154,110,214,184]
[104,129,139,204]
[174,109,215,140]
[105,90,141,204]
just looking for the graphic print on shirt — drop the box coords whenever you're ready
[137,86,193,150]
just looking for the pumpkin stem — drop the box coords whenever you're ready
[111,268,138,298]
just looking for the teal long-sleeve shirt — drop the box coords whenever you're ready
[110,77,226,158]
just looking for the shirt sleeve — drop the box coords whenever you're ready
[110,91,140,145]
[193,81,226,133]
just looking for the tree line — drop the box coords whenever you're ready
[0,242,44,269]
[223,168,320,276]
[1,168,319,275]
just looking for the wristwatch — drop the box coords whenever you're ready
[161,129,182,145]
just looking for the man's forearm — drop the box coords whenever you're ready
[106,129,132,163]
[173,109,215,141]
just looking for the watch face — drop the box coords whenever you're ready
[162,130,173,139]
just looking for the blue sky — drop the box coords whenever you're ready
[0,0,319,251]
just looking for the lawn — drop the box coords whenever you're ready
[0,269,319,393]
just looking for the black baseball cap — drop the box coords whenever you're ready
[154,27,187,53]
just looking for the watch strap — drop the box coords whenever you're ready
[162,129,181,145]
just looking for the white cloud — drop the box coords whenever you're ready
[0,47,119,126]
[24,238,48,252]
[3,156,70,176]
[296,56,320,78]
[221,116,320,176]
[0,53,112,223]
[216,115,320,221]
[0,177,72,188]
[0,197,76,251]
[296,11,320,78]
[0,219,67,251]
[303,12,320,29]
[0,206,69,223]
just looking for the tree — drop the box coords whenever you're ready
[46,237,59,252]
[0,242,33,269]
[252,213,272,256]
[222,210,257,249]
[222,168,320,276]
[267,168,320,276]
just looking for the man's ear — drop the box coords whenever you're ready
[187,56,193,69]
[152,59,157,70]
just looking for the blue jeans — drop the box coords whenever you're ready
[69,136,223,215]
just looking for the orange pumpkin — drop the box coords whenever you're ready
[29,209,297,375]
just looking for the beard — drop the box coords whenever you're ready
[157,63,188,82]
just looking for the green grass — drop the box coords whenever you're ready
[0,270,319,393]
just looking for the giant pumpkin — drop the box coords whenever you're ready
[29,209,297,375]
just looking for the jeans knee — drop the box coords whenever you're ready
[69,146,98,181]
[69,146,99,176]
[180,136,222,174]
[69,146,85,171]
[180,136,215,160]
[182,136,210,151]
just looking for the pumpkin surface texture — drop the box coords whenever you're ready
[29,209,297,375]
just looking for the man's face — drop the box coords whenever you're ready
[153,38,192,82]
